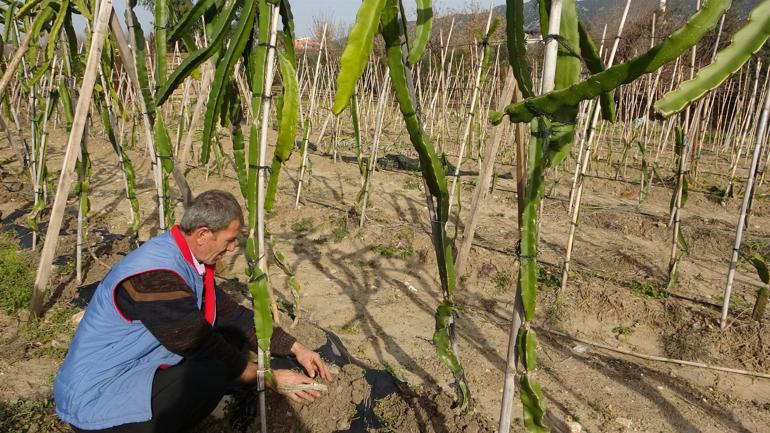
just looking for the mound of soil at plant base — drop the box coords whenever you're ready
[264,364,493,433]
[218,314,494,433]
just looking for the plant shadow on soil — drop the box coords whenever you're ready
[213,278,496,433]
[538,333,754,433]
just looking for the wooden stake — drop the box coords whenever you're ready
[0,29,33,102]
[30,0,115,318]
[455,68,516,275]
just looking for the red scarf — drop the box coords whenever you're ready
[170,225,216,325]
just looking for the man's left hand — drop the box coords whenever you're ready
[291,342,332,382]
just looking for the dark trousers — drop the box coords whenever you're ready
[71,359,233,433]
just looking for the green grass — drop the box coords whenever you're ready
[544,296,568,326]
[339,320,362,334]
[330,215,349,243]
[538,266,561,289]
[54,258,76,280]
[0,233,35,314]
[290,217,314,235]
[27,304,80,358]
[612,325,634,337]
[372,242,414,259]
[0,397,68,432]
[383,362,407,382]
[372,230,414,259]
[705,185,727,204]
[491,270,513,294]
[374,399,398,433]
[742,239,770,263]
[402,178,420,190]
[627,279,670,299]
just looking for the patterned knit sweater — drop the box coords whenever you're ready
[114,270,296,378]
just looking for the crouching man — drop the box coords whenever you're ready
[54,190,331,432]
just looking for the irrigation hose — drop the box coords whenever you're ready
[540,327,770,380]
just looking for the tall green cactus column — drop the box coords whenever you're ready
[383,0,471,409]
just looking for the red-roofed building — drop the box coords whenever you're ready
[295,37,321,52]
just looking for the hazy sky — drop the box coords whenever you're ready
[99,0,506,38]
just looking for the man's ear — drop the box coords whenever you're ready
[192,226,211,244]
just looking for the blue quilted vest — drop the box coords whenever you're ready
[53,231,214,429]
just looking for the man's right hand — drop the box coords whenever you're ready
[270,369,322,404]
[238,363,321,404]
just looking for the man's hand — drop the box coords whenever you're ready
[237,361,260,384]
[291,342,332,382]
[271,369,322,403]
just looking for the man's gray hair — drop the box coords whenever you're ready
[180,190,244,234]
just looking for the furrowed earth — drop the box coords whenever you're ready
[1,122,769,432]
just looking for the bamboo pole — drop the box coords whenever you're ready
[256,2,281,323]
[428,20,454,139]
[744,98,770,228]
[726,63,763,199]
[98,69,138,231]
[668,120,693,284]
[559,0,631,294]
[499,1,565,431]
[497,79,528,433]
[122,6,168,228]
[32,66,58,251]
[446,8,493,217]
[294,24,327,208]
[253,7,281,432]
[181,63,213,166]
[721,80,770,329]
[30,0,115,318]
[358,73,391,227]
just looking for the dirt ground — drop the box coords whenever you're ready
[1,120,769,432]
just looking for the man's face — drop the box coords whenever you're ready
[194,219,240,265]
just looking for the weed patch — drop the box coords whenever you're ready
[291,217,314,235]
[545,295,570,327]
[329,215,349,243]
[372,230,414,259]
[705,185,727,204]
[372,242,414,259]
[0,397,68,432]
[663,328,707,361]
[612,325,634,337]
[0,234,35,314]
[538,266,560,289]
[627,279,670,299]
[340,320,362,334]
[27,304,80,359]
[491,271,513,294]
[402,178,420,191]
[374,399,398,433]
